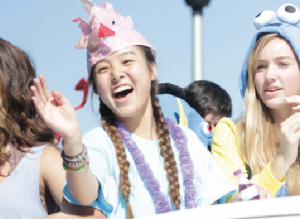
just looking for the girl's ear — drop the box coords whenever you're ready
[150,63,158,80]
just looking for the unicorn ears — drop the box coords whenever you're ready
[103,2,113,11]
[80,0,95,16]
[80,1,114,16]
[126,16,134,27]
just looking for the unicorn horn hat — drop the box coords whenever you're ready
[239,3,300,99]
[73,0,156,75]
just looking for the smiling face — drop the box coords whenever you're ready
[254,37,300,111]
[93,46,157,120]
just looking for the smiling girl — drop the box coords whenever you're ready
[30,1,237,218]
[212,3,300,197]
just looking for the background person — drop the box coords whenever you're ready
[159,82,232,149]
[158,83,214,148]
[184,80,232,129]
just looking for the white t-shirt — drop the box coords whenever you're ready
[64,125,236,219]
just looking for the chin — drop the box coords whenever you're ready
[264,99,287,110]
[113,107,136,119]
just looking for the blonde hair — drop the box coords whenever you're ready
[237,33,300,196]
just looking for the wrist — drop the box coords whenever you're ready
[62,129,83,157]
[62,144,89,172]
[276,151,294,167]
[270,154,291,181]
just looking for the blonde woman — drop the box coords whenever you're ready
[212,3,300,197]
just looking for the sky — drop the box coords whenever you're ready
[1,0,300,137]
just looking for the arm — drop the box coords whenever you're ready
[211,118,248,189]
[212,118,285,197]
[31,75,98,205]
[40,145,105,218]
[269,96,300,182]
[251,96,300,195]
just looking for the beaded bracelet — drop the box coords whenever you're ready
[63,160,89,173]
[61,144,88,166]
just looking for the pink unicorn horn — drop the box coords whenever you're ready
[80,0,95,16]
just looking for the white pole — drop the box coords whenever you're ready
[193,8,202,81]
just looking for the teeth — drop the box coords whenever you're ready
[114,85,132,93]
[266,88,278,91]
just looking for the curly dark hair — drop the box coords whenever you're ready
[0,38,54,161]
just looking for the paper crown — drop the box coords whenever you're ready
[239,3,300,98]
[73,0,156,75]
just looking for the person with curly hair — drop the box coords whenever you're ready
[0,38,103,219]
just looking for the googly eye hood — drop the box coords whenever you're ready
[239,3,300,99]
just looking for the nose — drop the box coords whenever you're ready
[265,64,277,82]
[111,65,125,84]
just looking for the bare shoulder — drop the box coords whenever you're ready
[41,145,62,163]
[39,145,66,209]
[41,145,61,157]
[40,145,64,179]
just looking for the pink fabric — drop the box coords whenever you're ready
[73,0,156,75]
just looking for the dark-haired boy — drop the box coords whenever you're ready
[184,80,232,129]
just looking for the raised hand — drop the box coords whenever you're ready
[269,96,300,182]
[31,75,83,155]
[277,96,300,165]
[286,95,300,113]
[278,112,300,165]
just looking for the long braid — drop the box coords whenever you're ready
[89,45,182,216]
[99,100,134,219]
[151,81,181,209]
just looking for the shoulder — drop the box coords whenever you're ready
[82,127,117,161]
[214,117,237,136]
[212,117,238,153]
[83,127,107,140]
[40,145,61,162]
[83,127,112,149]
[40,145,62,174]
[39,145,64,189]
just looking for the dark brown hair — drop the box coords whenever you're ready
[89,46,181,218]
[0,38,54,161]
[184,80,232,118]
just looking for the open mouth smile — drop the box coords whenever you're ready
[113,85,133,101]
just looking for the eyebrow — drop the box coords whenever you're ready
[117,51,137,58]
[98,51,137,64]
[258,56,294,61]
[274,56,294,60]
